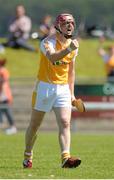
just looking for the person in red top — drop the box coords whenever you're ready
[0,58,17,134]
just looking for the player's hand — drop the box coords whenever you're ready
[69,39,79,51]
[72,98,85,112]
[67,39,79,52]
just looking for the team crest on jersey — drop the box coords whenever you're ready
[53,60,69,65]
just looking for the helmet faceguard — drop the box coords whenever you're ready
[54,13,75,39]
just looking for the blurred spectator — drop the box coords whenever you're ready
[38,14,55,40]
[2,5,37,52]
[0,58,17,134]
[98,42,114,82]
[86,25,104,38]
[0,45,5,54]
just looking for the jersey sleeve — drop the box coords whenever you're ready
[40,38,55,55]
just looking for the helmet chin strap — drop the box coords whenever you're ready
[55,26,73,39]
[64,34,73,39]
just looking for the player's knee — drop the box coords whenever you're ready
[61,119,70,128]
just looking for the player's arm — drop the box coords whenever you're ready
[68,60,75,101]
[45,39,79,63]
[68,51,86,113]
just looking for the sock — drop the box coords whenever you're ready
[61,151,70,162]
[24,151,33,161]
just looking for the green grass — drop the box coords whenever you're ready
[0,132,114,179]
[0,38,112,79]
[0,39,39,78]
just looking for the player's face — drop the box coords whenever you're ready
[60,18,75,36]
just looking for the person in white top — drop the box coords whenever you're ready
[3,5,37,52]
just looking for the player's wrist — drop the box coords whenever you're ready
[67,46,73,53]
[67,41,77,53]
[71,95,75,102]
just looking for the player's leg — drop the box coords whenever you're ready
[53,107,71,159]
[25,109,45,152]
[53,107,81,168]
[23,81,56,168]
[23,109,45,168]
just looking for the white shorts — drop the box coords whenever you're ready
[32,81,71,112]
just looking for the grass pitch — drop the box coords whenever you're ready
[0,132,114,179]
